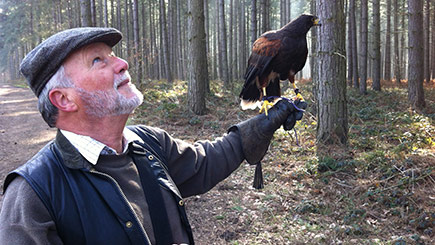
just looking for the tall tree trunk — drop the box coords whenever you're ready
[423,0,431,83]
[149,0,157,79]
[315,0,348,148]
[204,0,211,83]
[232,0,239,79]
[400,0,406,78]
[393,0,402,83]
[168,0,176,79]
[80,0,92,26]
[431,0,435,80]
[229,0,234,82]
[260,0,268,33]
[178,0,187,81]
[98,0,103,26]
[360,0,368,94]
[212,1,218,80]
[218,0,229,85]
[187,0,208,115]
[310,0,317,100]
[159,0,172,82]
[67,0,74,28]
[349,0,359,88]
[124,0,130,58]
[216,0,221,79]
[132,0,141,84]
[110,0,114,26]
[346,0,352,85]
[141,0,149,78]
[29,1,35,47]
[90,0,96,26]
[116,0,123,57]
[280,0,285,27]
[408,0,426,110]
[372,0,381,91]
[239,2,247,80]
[251,0,257,45]
[384,0,392,81]
[103,0,108,27]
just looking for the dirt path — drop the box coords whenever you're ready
[0,84,56,209]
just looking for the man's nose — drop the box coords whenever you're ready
[113,56,129,74]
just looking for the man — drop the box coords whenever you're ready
[0,27,306,244]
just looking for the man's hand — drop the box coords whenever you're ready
[229,98,307,165]
[284,99,307,131]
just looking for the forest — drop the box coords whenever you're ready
[0,0,434,244]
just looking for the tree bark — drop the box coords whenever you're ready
[310,0,317,102]
[80,0,92,27]
[384,0,392,81]
[360,0,368,94]
[229,0,234,82]
[187,0,208,115]
[218,0,229,85]
[116,0,123,57]
[423,0,431,83]
[315,0,348,148]
[251,0,257,45]
[132,0,142,84]
[239,3,247,80]
[408,0,426,110]
[372,0,381,91]
[349,0,359,88]
[432,0,435,80]
[159,0,173,82]
[103,0,108,27]
[393,0,402,83]
[90,0,96,26]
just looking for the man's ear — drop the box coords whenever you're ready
[49,88,78,112]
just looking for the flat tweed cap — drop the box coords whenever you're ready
[20,27,122,97]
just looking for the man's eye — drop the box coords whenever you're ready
[92,57,101,65]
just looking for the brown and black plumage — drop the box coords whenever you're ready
[240,14,320,114]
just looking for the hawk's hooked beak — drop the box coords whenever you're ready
[313,18,321,26]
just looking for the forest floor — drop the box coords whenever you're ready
[132,78,435,244]
[1,78,434,244]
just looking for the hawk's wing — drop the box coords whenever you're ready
[240,36,282,102]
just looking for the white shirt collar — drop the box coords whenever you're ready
[60,128,143,165]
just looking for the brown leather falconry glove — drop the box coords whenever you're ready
[229,99,307,188]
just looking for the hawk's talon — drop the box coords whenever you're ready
[294,93,304,101]
[259,100,275,116]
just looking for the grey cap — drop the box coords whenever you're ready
[20,27,123,97]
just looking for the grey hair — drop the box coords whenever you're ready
[37,65,75,127]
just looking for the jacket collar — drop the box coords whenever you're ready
[53,130,92,170]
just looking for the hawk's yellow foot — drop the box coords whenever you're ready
[259,99,275,116]
[294,93,304,101]
[292,83,304,101]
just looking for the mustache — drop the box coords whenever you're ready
[114,71,131,89]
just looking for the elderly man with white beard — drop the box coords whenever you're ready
[0,27,306,245]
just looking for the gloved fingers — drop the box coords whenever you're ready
[294,100,308,110]
[271,99,298,115]
[295,111,304,121]
[283,113,297,131]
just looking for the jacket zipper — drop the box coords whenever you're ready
[89,168,152,245]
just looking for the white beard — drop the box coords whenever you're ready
[75,72,144,118]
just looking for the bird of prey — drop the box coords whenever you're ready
[239,14,320,116]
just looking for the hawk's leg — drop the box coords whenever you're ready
[292,82,304,101]
[259,87,275,116]
[289,74,304,101]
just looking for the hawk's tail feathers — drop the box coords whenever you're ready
[240,99,262,110]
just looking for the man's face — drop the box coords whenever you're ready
[63,42,143,117]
